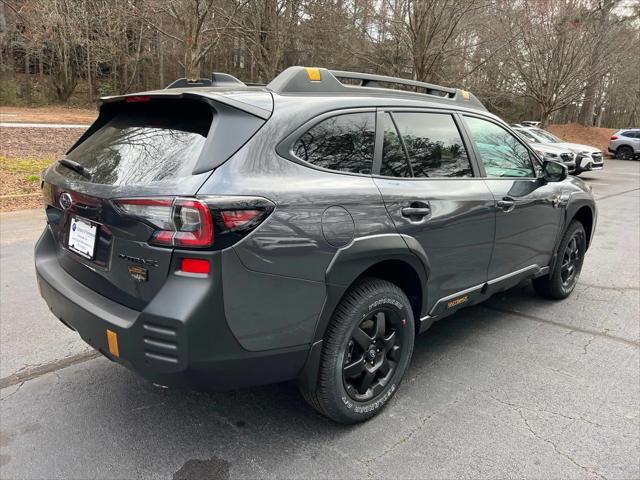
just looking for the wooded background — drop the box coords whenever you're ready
[0,0,638,127]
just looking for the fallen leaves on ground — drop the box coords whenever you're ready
[547,123,616,155]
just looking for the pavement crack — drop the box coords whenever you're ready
[363,397,461,464]
[595,187,640,201]
[482,305,639,348]
[0,351,101,390]
[582,336,596,355]
[516,409,607,480]
[578,282,640,292]
[0,381,24,401]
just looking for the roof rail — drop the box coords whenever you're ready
[166,72,245,89]
[266,66,486,110]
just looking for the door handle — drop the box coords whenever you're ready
[496,198,516,213]
[401,202,431,221]
[401,207,431,216]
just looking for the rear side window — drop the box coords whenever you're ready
[464,116,535,178]
[293,112,375,174]
[621,131,639,138]
[62,100,212,185]
[380,112,472,178]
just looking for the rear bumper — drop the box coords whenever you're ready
[35,227,309,390]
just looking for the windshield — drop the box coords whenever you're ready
[61,100,213,185]
[530,128,561,143]
[514,129,539,143]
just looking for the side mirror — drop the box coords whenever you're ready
[542,160,568,182]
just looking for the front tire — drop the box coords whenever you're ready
[301,278,415,424]
[533,220,586,299]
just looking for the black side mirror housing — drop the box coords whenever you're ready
[542,160,568,182]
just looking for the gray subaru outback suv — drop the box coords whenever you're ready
[35,67,597,423]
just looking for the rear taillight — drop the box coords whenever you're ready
[113,196,274,249]
[114,198,214,248]
[610,135,618,140]
[220,210,262,229]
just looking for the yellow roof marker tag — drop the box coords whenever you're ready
[461,90,470,101]
[107,329,120,358]
[306,68,322,82]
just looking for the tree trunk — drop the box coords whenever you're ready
[578,81,598,127]
[158,31,165,88]
[24,50,31,103]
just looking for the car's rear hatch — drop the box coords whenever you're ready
[41,89,272,310]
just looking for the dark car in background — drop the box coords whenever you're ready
[35,67,597,423]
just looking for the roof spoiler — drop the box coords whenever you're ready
[166,72,245,89]
[266,66,486,110]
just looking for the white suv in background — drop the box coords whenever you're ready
[513,127,577,174]
[512,125,604,175]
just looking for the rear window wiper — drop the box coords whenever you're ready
[58,158,91,180]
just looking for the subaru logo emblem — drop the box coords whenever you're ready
[59,192,73,210]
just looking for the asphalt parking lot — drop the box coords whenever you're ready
[1,159,638,480]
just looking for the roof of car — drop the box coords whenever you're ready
[100,67,488,118]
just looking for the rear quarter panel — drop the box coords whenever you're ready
[198,106,397,351]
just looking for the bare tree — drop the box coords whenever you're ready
[0,0,638,128]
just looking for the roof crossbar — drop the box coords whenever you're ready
[266,66,486,110]
[330,70,456,98]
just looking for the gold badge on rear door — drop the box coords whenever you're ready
[128,265,148,282]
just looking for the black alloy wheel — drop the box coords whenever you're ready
[342,308,403,402]
[560,234,581,288]
[533,220,586,300]
[300,278,415,424]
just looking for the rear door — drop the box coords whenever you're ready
[41,96,266,309]
[461,115,564,280]
[372,109,495,317]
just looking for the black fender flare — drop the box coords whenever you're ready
[564,197,597,249]
[547,196,596,273]
[297,234,430,391]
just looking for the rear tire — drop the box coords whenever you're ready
[617,145,634,160]
[300,278,415,424]
[533,220,586,299]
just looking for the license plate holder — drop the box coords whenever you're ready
[68,216,98,260]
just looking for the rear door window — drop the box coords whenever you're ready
[380,112,472,178]
[394,112,472,178]
[61,99,213,185]
[293,112,375,174]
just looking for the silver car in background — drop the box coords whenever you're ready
[513,127,577,173]
[513,125,604,175]
[608,128,640,160]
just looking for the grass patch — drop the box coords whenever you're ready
[0,155,54,177]
[0,156,54,201]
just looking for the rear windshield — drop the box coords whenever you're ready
[61,99,212,185]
